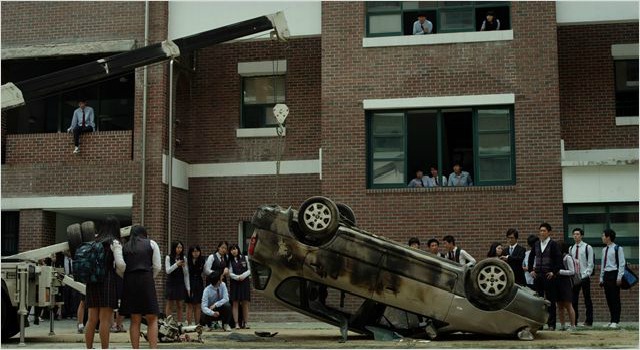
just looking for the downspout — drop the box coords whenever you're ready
[167,59,174,254]
[140,1,149,225]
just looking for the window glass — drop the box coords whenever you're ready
[365,1,510,37]
[367,106,514,188]
[609,205,639,240]
[478,156,511,181]
[478,109,510,131]
[275,278,303,307]
[614,60,639,116]
[243,76,285,105]
[564,203,638,262]
[439,8,474,31]
[1,211,19,256]
[367,1,402,11]
[242,75,285,128]
[369,14,402,34]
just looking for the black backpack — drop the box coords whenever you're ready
[73,240,107,284]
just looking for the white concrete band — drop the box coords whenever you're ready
[611,43,639,60]
[238,60,287,76]
[236,127,286,138]
[362,30,513,48]
[1,194,134,211]
[363,94,515,110]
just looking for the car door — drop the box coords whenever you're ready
[375,248,457,321]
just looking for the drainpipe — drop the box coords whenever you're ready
[140,1,149,226]
[167,59,174,254]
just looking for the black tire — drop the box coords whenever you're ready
[337,203,356,225]
[1,289,19,341]
[80,221,96,242]
[466,258,516,311]
[297,196,339,245]
[67,223,83,256]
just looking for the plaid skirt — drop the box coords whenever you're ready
[85,268,118,309]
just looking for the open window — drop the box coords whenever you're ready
[1,54,134,134]
[367,106,514,188]
[366,1,511,37]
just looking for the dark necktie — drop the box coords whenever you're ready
[435,178,438,186]
[509,246,513,255]
[82,110,86,128]
[603,246,609,268]
[449,251,454,261]
[575,244,579,259]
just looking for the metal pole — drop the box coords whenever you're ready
[17,266,27,347]
[167,59,174,254]
[141,0,149,225]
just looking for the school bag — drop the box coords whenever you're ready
[73,240,107,284]
[614,245,638,290]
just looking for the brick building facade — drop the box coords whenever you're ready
[2,1,638,323]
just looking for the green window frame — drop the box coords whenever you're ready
[563,203,638,264]
[365,1,511,37]
[366,105,515,188]
[241,75,286,128]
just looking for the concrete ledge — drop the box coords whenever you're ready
[363,94,515,110]
[236,127,286,138]
[2,39,137,59]
[561,148,639,167]
[363,30,513,48]
[616,116,639,126]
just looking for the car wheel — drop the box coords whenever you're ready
[467,258,516,311]
[80,221,96,242]
[337,203,356,225]
[298,196,339,245]
[67,223,83,256]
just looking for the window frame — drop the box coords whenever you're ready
[365,1,511,37]
[366,105,515,189]
[240,74,286,129]
[563,202,638,264]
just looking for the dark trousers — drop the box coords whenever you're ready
[571,277,593,325]
[603,271,621,323]
[73,126,93,146]
[534,274,557,329]
[199,302,231,326]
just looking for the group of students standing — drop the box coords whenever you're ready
[164,240,251,332]
[409,224,628,331]
[80,216,252,349]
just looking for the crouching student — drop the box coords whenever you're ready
[200,271,232,331]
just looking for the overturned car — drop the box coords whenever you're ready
[248,196,549,340]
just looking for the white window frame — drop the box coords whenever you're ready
[237,60,287,137]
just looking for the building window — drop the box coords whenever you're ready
[241,75,285,128]
[614,59,639,117]
[366,106,514,188]
[564,203,638,263]
[1,211,19,256]
[239,221,256,255]
[366,1,511,37]
[1,55,134,134]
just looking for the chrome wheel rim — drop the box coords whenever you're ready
[303,203,332,232]
[477,265,508,296]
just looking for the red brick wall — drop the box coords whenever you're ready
[320,0,563,255]
[188,175,321,313]
[0,1,146,48]
[4,131,132,164]
[175,37,322,164]
[558,23,639,150]
[18,210,56,252]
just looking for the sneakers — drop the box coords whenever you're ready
[223,324,231,332]
[566,326,576,332]
[77,324,84,334]
[73,146,80,154]
[579,323,592,327]
[608,322,619,329]
[110,325,126,333]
